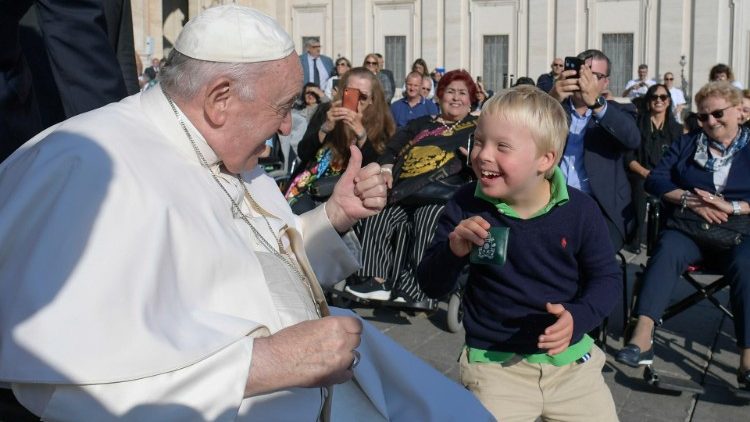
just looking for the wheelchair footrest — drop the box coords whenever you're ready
[643,366,705,394]
[330,288,438,313]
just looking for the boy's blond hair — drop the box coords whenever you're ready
[480,85,569,178]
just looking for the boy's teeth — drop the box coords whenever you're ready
[481,170,499,176]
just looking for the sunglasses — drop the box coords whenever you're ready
[649,94,670,102]
[365,61,378,65]
[552,63,564,67]
[664,77,674,81]
[697,106,733,122]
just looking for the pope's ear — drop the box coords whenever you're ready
[203,78,233,126]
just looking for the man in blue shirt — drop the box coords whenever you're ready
[390,72,439,128]
[549,49,640,250]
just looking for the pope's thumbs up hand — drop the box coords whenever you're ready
[326,145,387,232]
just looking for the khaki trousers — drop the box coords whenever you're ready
[459,345,618,422]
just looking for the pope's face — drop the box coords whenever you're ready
[221,54,302,173]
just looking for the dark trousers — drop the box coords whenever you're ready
[635,229,750,347]
[0,389,38,421]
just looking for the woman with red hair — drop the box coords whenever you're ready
[346,70,478,308]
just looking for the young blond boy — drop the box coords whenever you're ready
[417,85,620,421]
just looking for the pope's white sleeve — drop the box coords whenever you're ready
[297,204,361,287]
[14,338,253,422]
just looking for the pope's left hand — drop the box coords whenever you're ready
[325,145,387,232]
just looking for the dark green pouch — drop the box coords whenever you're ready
[470,226,509,266]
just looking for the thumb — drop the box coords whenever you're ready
[340,145,362,184]
[546,302,565,317]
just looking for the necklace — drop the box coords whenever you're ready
[163,90,321,318]
[436,115,464,136]
[650,116,664,132]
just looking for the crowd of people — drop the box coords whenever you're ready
[1,3,750,421]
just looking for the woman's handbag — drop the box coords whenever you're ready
[666,207,750,249]
[308,175,341,201]
[290,175,341,215]
[388,157,469,205]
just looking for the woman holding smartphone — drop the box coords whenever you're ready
[285,67,395,213]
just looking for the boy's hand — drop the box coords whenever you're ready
[448,216,490,257]
[538,303,574,355]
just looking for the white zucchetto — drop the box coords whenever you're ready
[173,5,295,63]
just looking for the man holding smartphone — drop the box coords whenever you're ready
[622,64,656,100]
[549,49,640,252]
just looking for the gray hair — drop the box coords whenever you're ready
[160,49,267,101]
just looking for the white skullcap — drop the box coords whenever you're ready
[173,5,294,63]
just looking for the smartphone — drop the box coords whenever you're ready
[564,56,584,79]
[342,87,360,112]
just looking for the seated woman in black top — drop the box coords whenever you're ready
[285,67,395,213]
[624,84,682,252]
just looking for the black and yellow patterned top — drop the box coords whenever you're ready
[378,114,477,180]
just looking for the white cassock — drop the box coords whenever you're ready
[0,87,493,421]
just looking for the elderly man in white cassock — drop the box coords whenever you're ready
[0,5,492,422]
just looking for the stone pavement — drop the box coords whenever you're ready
[343,249,749,421]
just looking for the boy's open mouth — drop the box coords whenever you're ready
[480,170,501,180]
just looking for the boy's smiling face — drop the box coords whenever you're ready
[470,115,555,203]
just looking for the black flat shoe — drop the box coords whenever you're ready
[738,369,750,390]
[615,343,654,368]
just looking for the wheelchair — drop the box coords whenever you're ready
[622,197,749,399]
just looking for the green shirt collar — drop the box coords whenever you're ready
[474,167,569,219]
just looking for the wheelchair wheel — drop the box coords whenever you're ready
[446,292,464,333]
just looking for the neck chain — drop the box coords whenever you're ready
[163,90,321,318]
[437,115,464,135]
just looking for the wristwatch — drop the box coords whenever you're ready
[732,201,742,215]
[587,95,606,110]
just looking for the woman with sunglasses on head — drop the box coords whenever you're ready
[285,67,395,213]
[345,70,478,309]
[623,84,682,253]
[323,57,352,100]
[616,82,750,392]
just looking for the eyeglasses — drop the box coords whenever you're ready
[697,106,733,122]
[664,77,674,81]
[552,63,564,67]
[649,94,670,102]
[310,45,321,49]
[365,61,378,66]
[592,72,608,81]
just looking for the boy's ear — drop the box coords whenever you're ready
[203,77,233,127]
[537,150,557,174]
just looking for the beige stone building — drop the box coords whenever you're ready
[132,0,750,108]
